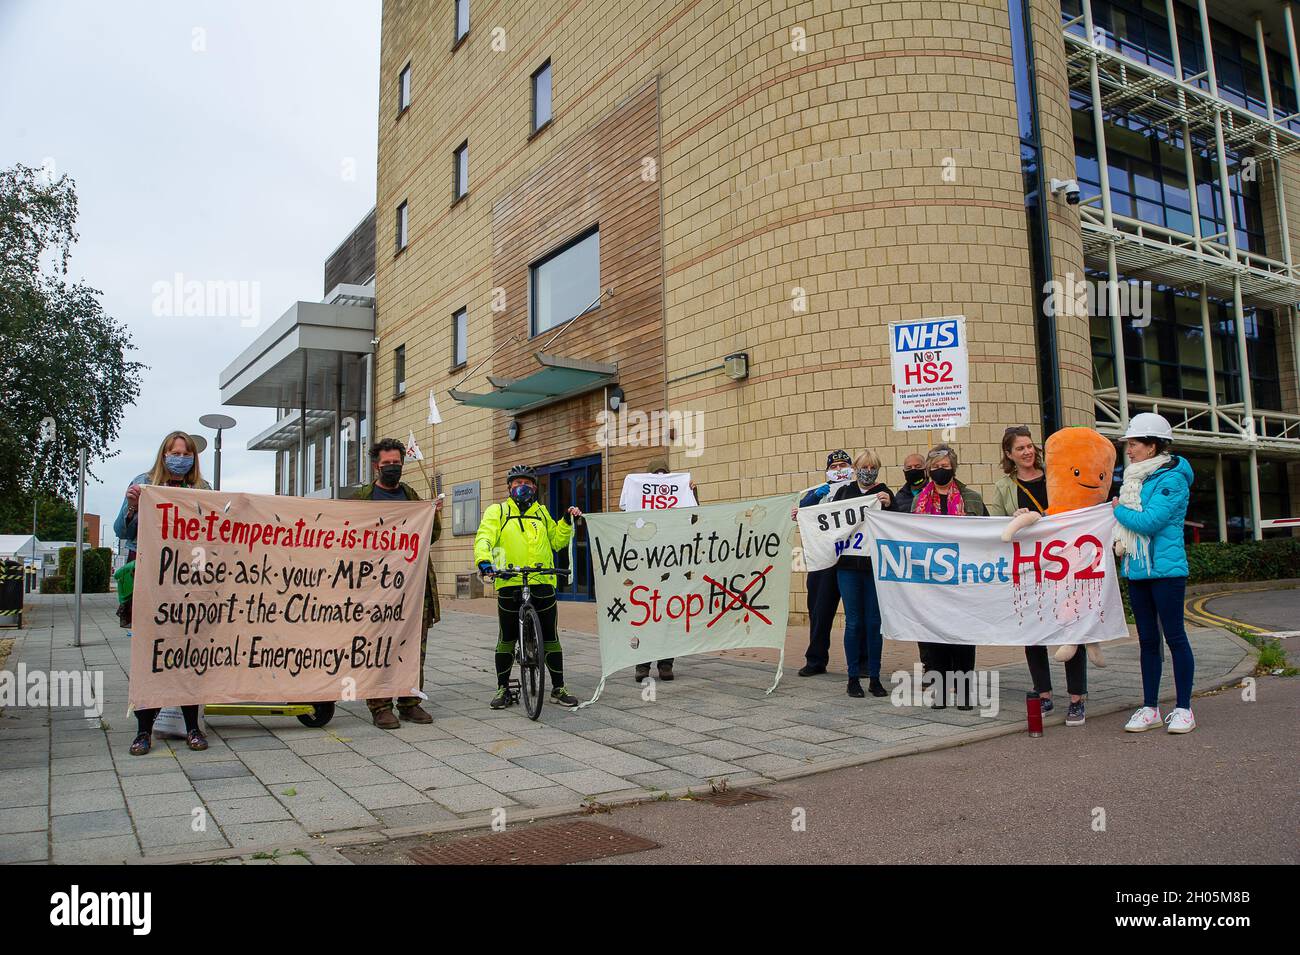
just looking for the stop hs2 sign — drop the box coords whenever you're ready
[889,316,970,432]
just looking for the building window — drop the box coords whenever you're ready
[395,201,408,252]
[394,345,406,397]
[1060,0,1300,134]
[1087,271,1283,411]
[452,307,467,367]
[532,60,552,133]
[531,228,599,335]
[1072,100,1266,253]
[398,62,412,114]
[454,0,469,44]
[453,142,468,201]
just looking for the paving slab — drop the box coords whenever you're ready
[2,594,1255,863]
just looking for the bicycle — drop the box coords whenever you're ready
[488,564,572,720]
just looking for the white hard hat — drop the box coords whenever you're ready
[1121,412,1174,442]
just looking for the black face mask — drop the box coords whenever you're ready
[903,468,926,487]
[378,464,403,488]
[930,468,955,487]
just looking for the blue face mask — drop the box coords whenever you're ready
[165,454,193,476]
[511,484,537,510]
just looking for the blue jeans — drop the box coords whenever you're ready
[837,567,882,680]
[1127,577,1195,710]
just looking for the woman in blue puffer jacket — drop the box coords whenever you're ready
[1112,414,1196,736]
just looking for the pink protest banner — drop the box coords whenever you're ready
[127,485,434,710]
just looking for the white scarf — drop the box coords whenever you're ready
[1112,453,1171,570]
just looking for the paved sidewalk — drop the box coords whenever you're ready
[0,594,1251,864]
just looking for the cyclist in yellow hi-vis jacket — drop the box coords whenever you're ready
[475,464,582,709]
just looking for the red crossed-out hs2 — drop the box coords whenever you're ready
[625,566,773,633]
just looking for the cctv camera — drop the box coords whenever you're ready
[1049,178,1081,205]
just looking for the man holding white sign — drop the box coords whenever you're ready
[620,458,699,682]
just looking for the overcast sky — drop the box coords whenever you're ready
[0,0,380,546]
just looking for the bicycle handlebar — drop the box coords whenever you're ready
[490,565,573,581]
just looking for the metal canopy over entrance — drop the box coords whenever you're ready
[449,352,617,414]
[218,286,375,498]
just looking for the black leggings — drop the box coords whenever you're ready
[1024,646,1087,697]
[135,706,201,735]
[494,585,563,689]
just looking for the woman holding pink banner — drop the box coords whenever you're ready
[910,445,985,709]
[115,430,212,756]
[829,451,893,699]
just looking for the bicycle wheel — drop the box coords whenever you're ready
[517,605,546,720]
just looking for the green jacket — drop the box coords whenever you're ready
[473,498,573,591]
[353,481,441,626]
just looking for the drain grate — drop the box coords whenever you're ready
[694,788,771,807]
[407,820,659,865]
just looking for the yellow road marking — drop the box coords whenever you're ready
[1184,591,1270,635]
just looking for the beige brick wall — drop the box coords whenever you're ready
[375,0,1134,606]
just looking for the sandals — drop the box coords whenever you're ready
[186,728,208,751]
[129,732,151,756]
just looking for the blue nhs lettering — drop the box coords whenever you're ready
[876,539,1010,585]
[893,319,958,353]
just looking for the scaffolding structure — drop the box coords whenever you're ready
[1063,0,1300,540]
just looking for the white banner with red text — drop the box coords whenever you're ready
[860,503,1127,645]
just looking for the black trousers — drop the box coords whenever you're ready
[919,642,977,705]
[495,584,562,688]
[803,567,841,668]
[135,706,200,735]
[1024,646,1087,697]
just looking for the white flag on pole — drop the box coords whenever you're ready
[405,431,424,461]
[427,390,442,425]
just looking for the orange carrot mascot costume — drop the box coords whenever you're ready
[1001,427,1116,665]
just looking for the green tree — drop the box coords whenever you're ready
[0,163,144,504]
[0,492,79,540]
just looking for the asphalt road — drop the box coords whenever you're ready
[585,675,1299,864]
[1203,588,1299,635]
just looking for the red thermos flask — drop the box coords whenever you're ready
[1026,693,1043,737]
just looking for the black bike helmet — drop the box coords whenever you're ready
[506,464,538,485]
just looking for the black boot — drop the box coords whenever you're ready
[868,678,888,697]
[847,677,865,698]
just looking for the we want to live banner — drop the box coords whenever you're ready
[128,486,434,710]
[581,493,798,702]
[798,500,1127,646]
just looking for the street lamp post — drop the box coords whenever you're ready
[199,414,237,491]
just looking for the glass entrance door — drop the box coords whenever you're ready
[536,455,601,601]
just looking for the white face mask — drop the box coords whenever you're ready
[828,467,853,483]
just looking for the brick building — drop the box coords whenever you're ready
[360,0,1300,606]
